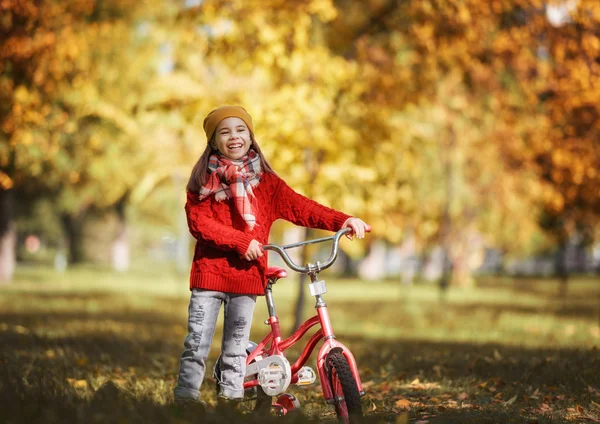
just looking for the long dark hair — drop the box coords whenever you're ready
[186,132,276,192]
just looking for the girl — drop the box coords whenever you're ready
[173,105,369,406]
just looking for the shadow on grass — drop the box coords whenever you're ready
[1,305,599,423]
[0,363,319,424]
[1,279,599,424]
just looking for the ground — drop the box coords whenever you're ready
[0,265,599,423]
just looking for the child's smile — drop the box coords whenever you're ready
[214,117,251,160]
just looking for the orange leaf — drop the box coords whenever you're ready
[394,399,411,410]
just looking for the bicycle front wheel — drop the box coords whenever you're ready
[326,350,363,423]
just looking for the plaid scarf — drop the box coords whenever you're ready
[199,150,262,230]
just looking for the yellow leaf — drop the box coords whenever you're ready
[67,378,88,389]
[14,325,30,335]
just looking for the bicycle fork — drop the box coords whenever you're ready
[308,271,365,403]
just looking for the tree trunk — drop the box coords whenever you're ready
[293,148,324,330]
[0,189,16,283]
[111,197,130,272]
[556,240,569,297]
[439,129,454,298]
[60,211,87,264]
[293,227,314,331]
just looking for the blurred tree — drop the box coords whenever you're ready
[0,1,194,273]
[0,1,98,279]
[2,0,598,292]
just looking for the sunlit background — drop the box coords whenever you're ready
[0,1,599,422]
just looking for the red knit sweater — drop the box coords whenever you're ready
[185,172,351,295]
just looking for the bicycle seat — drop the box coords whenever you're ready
[266,267,288,280]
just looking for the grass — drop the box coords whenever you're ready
[1,265,599,423]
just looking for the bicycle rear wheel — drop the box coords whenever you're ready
[326,350,363,424]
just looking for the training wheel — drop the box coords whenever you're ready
[273,393,301,416]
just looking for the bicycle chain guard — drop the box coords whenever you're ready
[246,355,291,396]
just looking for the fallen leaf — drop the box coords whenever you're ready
[493,349,503,361]
[591,400,600,410]
[415,421,430,424]
[504,395,518,406]
[430,397,441,404]
[370,402,377,412]
[14,325,30,335]
[576,405,584,413]
[362,380,376,390]
[458,392,469,401]
[395,399,411,410]
[410,378,420,385]
[67,378,88,389]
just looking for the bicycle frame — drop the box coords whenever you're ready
[243,228,365,402]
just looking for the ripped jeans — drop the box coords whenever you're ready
[174,289,256,401]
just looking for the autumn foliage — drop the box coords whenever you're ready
[1,0,599,277]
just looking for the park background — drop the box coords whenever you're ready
[1,0,599,423]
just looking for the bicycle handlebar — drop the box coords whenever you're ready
[262,227,353,274]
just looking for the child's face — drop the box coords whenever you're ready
[213,117,252,160]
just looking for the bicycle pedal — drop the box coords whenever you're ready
[295,366,316,386]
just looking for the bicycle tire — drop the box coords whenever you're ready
[326,350,363,423]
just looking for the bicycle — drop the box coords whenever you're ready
[213,227,370,423]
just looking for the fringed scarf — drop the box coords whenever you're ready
[199,150,262,230]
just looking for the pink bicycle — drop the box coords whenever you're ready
[214,227,369,423]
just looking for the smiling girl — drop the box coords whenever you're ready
[173,105,369,408]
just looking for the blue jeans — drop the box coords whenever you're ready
[174,289,256,401]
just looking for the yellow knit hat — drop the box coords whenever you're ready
[203,105,254,142]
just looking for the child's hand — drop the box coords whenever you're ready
[244,239,264,261]
[342,218,370,240]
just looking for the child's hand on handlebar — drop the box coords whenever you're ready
[244,239,264,261]
[342,218,371,240]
